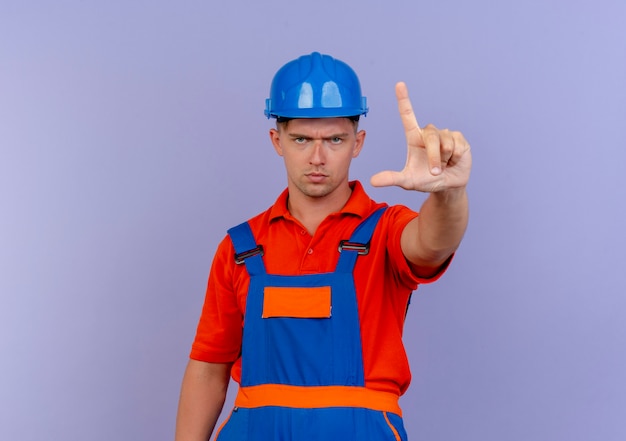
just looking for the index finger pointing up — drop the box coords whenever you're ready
[396,82,442,175]
[395,82,423,144]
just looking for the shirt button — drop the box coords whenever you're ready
[300,230,306,235]
[308,248,313,254]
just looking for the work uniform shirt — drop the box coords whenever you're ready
[191,180,448,396]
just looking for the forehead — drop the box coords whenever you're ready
[282,118,356,134]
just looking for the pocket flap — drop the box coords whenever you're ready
[262,286,331,318]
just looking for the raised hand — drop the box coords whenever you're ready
[370,82,472,193]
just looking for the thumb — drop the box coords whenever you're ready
[370,170,403,187]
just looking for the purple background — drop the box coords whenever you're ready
[2,1,625,440]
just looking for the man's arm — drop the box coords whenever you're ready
[401,187,468,277]
[175,360,232,441]
[371,82,471,276]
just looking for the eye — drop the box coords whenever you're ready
[293,137,307,144]
[330,137,343,144]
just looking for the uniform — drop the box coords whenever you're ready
[191,182,450,440]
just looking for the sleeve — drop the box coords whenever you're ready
[385,205,453,289]
[190,236,244,363]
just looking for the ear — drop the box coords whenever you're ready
[269,128,283,156]
[352,130,366,158]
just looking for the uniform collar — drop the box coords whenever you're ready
[269,180,372,222]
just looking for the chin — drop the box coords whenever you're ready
[301,184,333,199]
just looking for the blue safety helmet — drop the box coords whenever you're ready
[265,52,368,119]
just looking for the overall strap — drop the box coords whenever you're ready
[227,222,266,276]
[335,206,388,273]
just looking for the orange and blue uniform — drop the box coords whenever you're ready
[191,181,450,440]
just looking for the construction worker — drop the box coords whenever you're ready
[175,52,472,440]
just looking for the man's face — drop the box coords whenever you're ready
[270,118,366,201]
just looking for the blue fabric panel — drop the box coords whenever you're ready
[216,407,407,441]
[241,271,364,387]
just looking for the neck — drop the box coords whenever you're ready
[287,184,352,235]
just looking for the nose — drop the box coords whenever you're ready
[309,140,326,165]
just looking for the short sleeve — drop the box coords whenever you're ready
[190,236,243,363]
[383,206,453,289]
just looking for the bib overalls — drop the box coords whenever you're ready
[216,207,407,441]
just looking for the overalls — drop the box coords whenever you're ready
[216,207,407,441]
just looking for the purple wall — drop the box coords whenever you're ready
[2,1,625,440]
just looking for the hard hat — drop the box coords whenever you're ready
[265,52,368,119]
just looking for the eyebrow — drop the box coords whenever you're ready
[288,132,350,139]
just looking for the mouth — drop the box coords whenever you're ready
[305,172,328,183]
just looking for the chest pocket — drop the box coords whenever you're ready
[262,286,332,319]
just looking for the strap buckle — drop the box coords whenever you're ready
[338,240,370,255]
[234,245,264,264]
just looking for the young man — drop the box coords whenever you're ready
[176,52,471,441]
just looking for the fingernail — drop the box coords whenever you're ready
[431,167,441,175]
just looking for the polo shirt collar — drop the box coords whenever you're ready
[269,180,372,222]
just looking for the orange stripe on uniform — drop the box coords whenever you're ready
[383,411,402,441]
[234,384,402,416]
